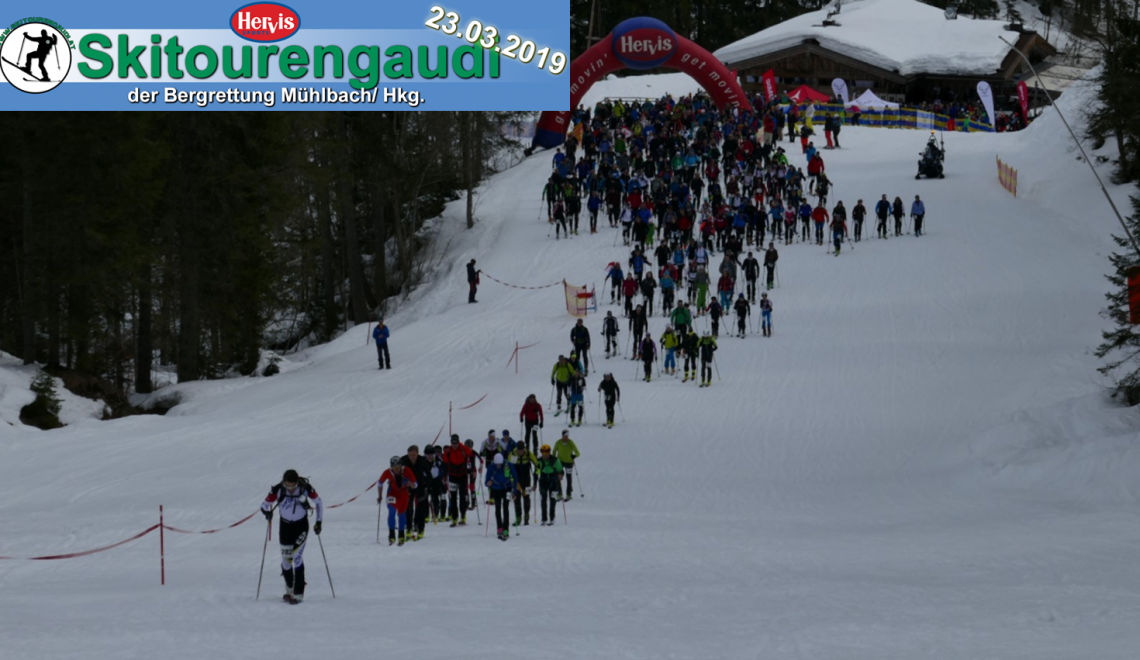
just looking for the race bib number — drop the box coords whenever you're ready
[449,482,458,492]
[387,496,397,504]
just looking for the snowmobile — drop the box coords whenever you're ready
[915,132,945,180]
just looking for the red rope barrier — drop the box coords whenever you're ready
[162,510,261,534]
[481,273,561,290]
[326,482,377,509]
[0,524,161,561]
[457,393,489,410]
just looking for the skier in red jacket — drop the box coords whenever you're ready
[378,456,417,546]
[519,393,544,454]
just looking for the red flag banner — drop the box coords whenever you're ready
[1128,266,1140,325]
[761,69,777,103]
[1017,81,1029,120]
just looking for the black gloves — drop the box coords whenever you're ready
[313,521,322,535]
[539,422,544,428]
[263,509,273,521]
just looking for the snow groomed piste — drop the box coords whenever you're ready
[1,57,1137,660]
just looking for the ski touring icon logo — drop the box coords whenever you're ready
[0,20,72,94]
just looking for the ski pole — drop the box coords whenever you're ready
[575,465,586,498]
[484,502,492,537]
[562,495,569,525]
[548,383,555,409]
[474,487,482,525]
[52,39,59,71]
[376,499,383,543]
[17,36,26,66]
[618,400,626,422]
[255,517,271,600]
[317,531,336,598]
[713,355,721,381]
[775,264,780,288]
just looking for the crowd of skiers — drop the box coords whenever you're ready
[262,418,589,602]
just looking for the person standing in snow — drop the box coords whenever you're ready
[733,293,751,337]
[852,199,867,242]
[911,195,926,237]
[567,372,586,427]
[466,259,480,303]
[378,456,417,546]
[570,318,592,376]
[423,444,446,523]
[509,442,537,526]
[708,299,723,337]
[519,393,544,454]
[622,272,638,318]
[812,202,830,246]
[553,430,580,500]
[606,262,624,304]
[875,194,890,239]
[892,196,905,237]
[764,242,778,291]
[742,251,760,303]
[551,355,579,413]
[681,327,699,383]
[639,333,657,382]
[831,209,848,256]
[759,292,774,337]
[441,435,474,526]
[602,310,620,358]
[372,319,391,369]
[464,438,483,509]
[698,331,718,387]
[262,469,323,604]
[536,444,564,525]
[485,453,517,541]
[399,445,432,541]
[597,373,621,428]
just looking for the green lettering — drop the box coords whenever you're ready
[118,34,147,78]
[279,45,308,79]
[313,45,343,79]
[383,45,413,79]
[453,45,482,79]
[222,45,252,78]
[417,46,447,79]
[78,33,112,78]
[163,36,184,79]
[348,45,379,90]
[186,45,217,79]
[257,45,279,79]
[150,34,161,78]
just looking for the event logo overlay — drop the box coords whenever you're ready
[230,2,301,43]
[0,18,73,93]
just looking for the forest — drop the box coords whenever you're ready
[0,112,522,399]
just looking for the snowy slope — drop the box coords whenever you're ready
[714,0,1020,77]
[3,75,1140,660]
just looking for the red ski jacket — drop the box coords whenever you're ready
[520,400,544,424]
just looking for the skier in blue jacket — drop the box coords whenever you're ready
[485,453,518,540]
[910,195,926,237]
[372,319,391,369]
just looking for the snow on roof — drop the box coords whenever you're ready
[713,0,1022,77]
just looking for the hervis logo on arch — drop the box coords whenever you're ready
[612,17,676,70]
[230,2,301,43]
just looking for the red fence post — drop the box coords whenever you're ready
[449,402,453,438]
[160,505,165,586]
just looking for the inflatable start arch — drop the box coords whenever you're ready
[532,17,752,151]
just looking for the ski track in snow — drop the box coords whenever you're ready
[2,93,1140,658]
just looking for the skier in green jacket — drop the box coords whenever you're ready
[670,301,692,337]
[550,355,579,413]
[553,429,581,500]
[536,444,564,526]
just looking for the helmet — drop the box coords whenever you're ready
[450,434,460,444]
[515,443,526,452]
[761,292,768,297]
[424,445,435,455]
[739,293,745,298]
[390,456,401,468]
[493,453,504,465]
[464,439,474,448]
[502,429,511,436]
[540,444,551,453]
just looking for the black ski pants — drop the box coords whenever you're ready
[375,343,391,369]
[539,479,561,522]
[701,359,713,382]
[447,478,469,520]
[524,420,541,454]
[491,487,511,529]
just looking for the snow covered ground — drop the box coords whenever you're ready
[3,74,1140,659]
